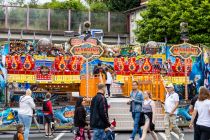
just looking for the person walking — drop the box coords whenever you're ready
[105,68,113,98]
[74,97,91,140]
[43,92,54,138]
[127,81,144,140]
[164,83,184,140]
[140,91,158,140]
[90,84,111,140]
[18,89,36,140]
[189,94,199,140]
[189,86,210,140]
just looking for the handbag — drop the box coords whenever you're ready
[104,130,115,140]
[74,128,85,140]
[138,112,145,127]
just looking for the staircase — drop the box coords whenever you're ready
[108,98,165,131]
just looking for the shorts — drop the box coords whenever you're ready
[44,115,53,124]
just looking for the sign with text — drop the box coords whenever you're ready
[170,43,202,59]
[69,37,104,60]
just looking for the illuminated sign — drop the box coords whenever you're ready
[170,43,202,59]
[69,38,98,46]
[69,37,104,60]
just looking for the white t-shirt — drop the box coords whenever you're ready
[106,72,113,84]
[195,99,210,127]
[165,92,179,114]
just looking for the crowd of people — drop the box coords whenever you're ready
[126,81,209,140]
[15,77,210,140]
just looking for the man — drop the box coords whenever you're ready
[93,62,106,76]
[164,83,184,140]
[90,84,110,140]
[105,68,113,98]
[128,81,144,140]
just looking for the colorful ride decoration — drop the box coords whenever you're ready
[1,39,208,99]
[128,57,139,74]
[114,56,193,76]
[11,54,22,70]
[54,55,67,71]
[23,54,35,70]
[6,54,84,83]
[67,56,84,72]
[142,58,152,73]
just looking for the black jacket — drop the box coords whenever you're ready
[74,106,87,128]
[90,93,110,129]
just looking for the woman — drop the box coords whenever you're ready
[105,68,113,98]
[18,89,36,140]
[74,97,90,140]
[43,92,54,137]
[189,86,210,140]
[140,91,158,140]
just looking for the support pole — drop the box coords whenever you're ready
[184,59,188,100]
[86,59,89,98]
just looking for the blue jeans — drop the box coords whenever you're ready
[18,114,32,140]
[93,128,105,140]
[130,112,142,139]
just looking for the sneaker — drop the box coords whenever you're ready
[48,134,54,138]
[45,134,49,137]
[179,133,184,140]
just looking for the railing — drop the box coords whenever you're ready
[116,74,166,101]
[0,5,128,33]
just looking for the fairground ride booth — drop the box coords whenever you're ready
[0,38,209,130]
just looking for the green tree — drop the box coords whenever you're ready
[8,0,25,6]
[106,0,139,12]
[135,0,210,43]
[28,0,39,8]
[41,0,87,10]
[90,2,108,12]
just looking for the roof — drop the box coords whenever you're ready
[124,4,147,13]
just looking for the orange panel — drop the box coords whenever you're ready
[80,76,100,98]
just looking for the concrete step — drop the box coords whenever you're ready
[114,121,134,129]
[109,103,130,108]
[109,108,130,114]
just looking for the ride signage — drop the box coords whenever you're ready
[170,43,202,59]
[69,37,104,60]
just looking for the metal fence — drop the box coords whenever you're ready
[0,6,127,33]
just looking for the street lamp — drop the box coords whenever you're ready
[180,21,189,42]
[180,21,189,100]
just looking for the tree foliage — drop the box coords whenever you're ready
[135,0,210,44]
[41,0,87,11]
[28,0,39,8]
[90,2,108,12]
[88,0,139,11]
[106,0,140,12]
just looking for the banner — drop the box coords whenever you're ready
[0,106,90,128]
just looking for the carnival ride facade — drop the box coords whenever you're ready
[0,37,209,129]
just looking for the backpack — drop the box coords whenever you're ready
[43,100,50,111]
[13,133,18,140]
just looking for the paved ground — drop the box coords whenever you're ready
[0,130,193,140]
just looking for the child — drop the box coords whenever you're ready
[13,124,24,140]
